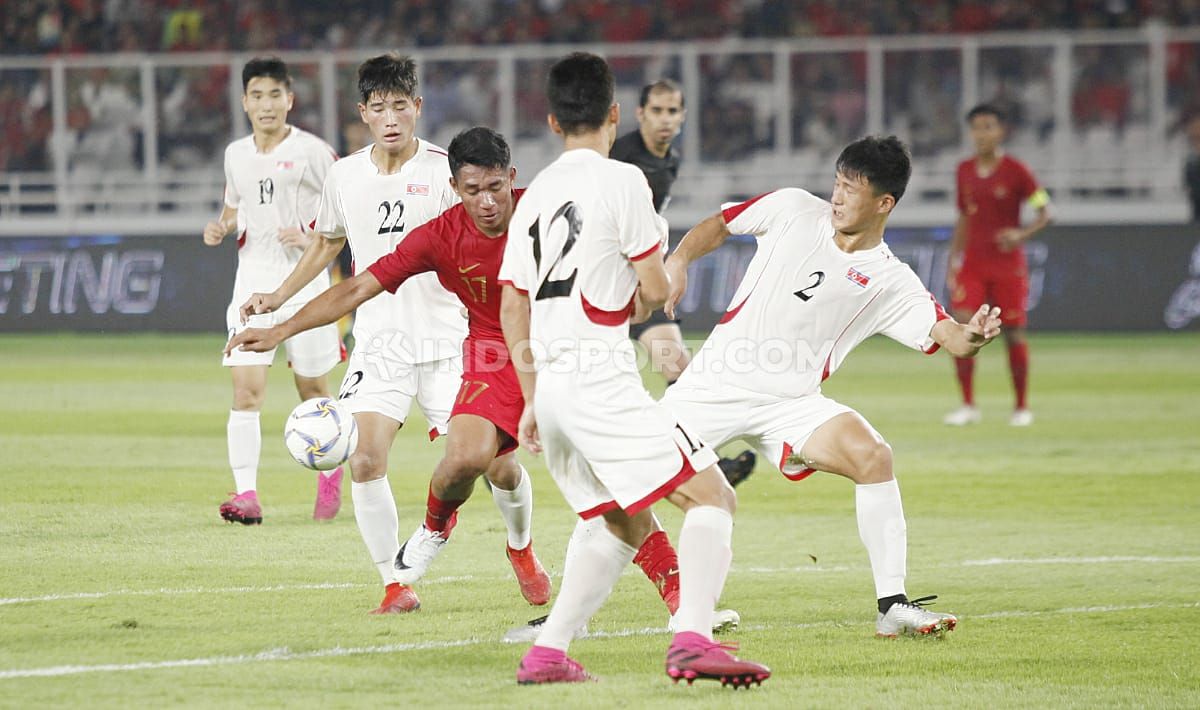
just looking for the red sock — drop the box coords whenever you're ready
[1008,341,1029,410]
[632,530,680,615]
[424,487,464,536]
[954,357,975,406]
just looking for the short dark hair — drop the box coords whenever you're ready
[546,52,614,135]
[242,57,291,92]
[639,79,684,108]
[448,126,511,178]
[357,53,418,104]
[835,135,912,203]
[966,103,1006,124]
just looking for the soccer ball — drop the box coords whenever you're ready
[284,397,358,471]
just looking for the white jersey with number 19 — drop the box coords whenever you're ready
[499,148,666,372]
[676,188,949,401]
[223,126,337,301]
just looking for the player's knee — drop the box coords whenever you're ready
[348,448,388,482]
[714,481,737,515]
[295,379,328,400]
[231,388,264,411]
[483,456,522,490]
[439,448,491,487]
[855,440,894,483]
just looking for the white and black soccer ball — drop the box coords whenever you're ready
[283,397,358,471]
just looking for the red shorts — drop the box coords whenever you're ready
[452,340,523,457]
[951,264,1029,328]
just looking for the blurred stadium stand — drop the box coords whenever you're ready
[3,1,1200,232]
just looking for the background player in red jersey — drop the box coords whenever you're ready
[945,103,1052,427]
[227,127,692,619]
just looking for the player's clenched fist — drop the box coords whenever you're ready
[239,292,283,323]
[203,221,230,246]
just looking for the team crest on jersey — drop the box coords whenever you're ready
[846,267,871,288]
[276,161,295,170]
[406,183,430,196]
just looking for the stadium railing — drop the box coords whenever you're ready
[2,27,1199,234]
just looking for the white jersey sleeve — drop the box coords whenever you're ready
[223,144,240,209]
[877,270,949,354]
[722,188,828,239]
[313,166,347,239]
[499,199,536,294]
[613,163,666,260]
[298,136,337,228]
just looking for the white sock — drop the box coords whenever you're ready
[536,521,636,652]
[227,410,260,494]
[675,505,734,638]
[856,479,908,599]
[491,465,533,550]
[351,477,400,585]
[562,516,605,572]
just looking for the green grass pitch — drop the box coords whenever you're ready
[1,332,1197,707]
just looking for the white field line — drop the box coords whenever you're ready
[2,602,1196,680]
[0,575,482,607]
[962,556,1200,566]
[4,556,1196,607]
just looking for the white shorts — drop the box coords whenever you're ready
[662,383,854,481]
[536,367,718,519]
[223,299,342,378]
[337,350,461,436]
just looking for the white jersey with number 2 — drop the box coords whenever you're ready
[676,188,949,401]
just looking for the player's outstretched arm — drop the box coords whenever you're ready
[931,304,1003,358]
[226,271,383,357]
[500,285,540,454]
[239,234,346,322]
[665,212,731,318]
[202,206,238,246]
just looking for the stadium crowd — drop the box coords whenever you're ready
[4,0,1200,55]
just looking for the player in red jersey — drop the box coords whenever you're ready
[226,126,691,618]
[945,103,1051,427]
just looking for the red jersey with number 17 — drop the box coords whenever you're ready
[364,189,526,452]
[956,154,1040,270]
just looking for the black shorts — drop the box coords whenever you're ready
[629,309,682,341]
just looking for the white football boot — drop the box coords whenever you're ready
[943,405,981,426]
[876,596,958,638]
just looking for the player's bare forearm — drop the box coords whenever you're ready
[633,255,669,310]
[931,305,1002,358]
[671,213,731,266]
[276,234,345,303]
[277,272,383,341]
[500,285,537,401]
[664,217,726,318]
